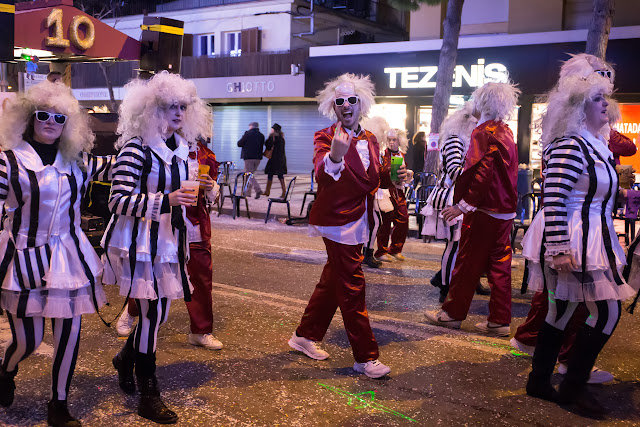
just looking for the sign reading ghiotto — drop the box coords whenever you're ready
[227,80,276,94]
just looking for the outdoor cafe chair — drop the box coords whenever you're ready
[265,176,297,223]
[300,169,317,215]
[511,192,539,253]
[216,161,234,213]
[218,172,252,219]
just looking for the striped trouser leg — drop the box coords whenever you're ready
[441,224,460,289]
[2,313,45,372]
[133,298,171,355]
[51,316,82,401]
[545,294,579,331]
[365,204,383,252]
[584,299,622,336]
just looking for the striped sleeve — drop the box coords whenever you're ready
[0,152,8,205]
[442,136,465,182]
[108,142,163,221]
[82,152,115,182]
[542,138,584,254]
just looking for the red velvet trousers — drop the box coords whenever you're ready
[128,243,214,334]
[375,203,409,257]
[442,211,513,324]
[296,238,379,363]
[514,288,586,364]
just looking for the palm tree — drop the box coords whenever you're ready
[390,0,465,174]
[585,0,615,59]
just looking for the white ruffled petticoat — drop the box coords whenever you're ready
[522,210,637,302]
[0,232,106,318]
[102,214,192,301]
[626,241,640,293]
[421,189,462,241]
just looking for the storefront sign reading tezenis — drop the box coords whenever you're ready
[384,59,508,89]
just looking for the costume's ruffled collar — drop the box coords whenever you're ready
[12,140,71,174]
[146,133,190,164]
[579,128,613,161]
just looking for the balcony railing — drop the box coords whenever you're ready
[71,50,309,89]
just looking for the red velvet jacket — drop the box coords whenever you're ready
[453,120,518,214]
[380,148,407,208]
[609,129,637,165]
[309,123,391,226]
[186,142,219,244]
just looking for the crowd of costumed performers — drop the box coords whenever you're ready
[0,53,639,426]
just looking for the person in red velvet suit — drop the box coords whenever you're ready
[375,128,409,262]
[115,140,223,351]
[287,73,411,379]
[425,82,520,336]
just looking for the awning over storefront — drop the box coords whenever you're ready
[15,0,140,61]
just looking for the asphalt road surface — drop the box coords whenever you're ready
[1,216,639,426]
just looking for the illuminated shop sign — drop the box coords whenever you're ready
[384,59,508,89]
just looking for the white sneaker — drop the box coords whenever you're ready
[288,333,329,360]
[188,333,223,350]
[376,254,394,262]
[424,310,462,329]
[509,337,535,356]
[115,307,136,337]
[474,321,510,337]
[557,363,615,384]
[353,359,391,378]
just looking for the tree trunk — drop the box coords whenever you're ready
[585,0,615,59]
[424,0,465,174]
[99,62,117,112]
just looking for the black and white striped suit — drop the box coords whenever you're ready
[0,140,112,400]
[103,135,193,356]
[522,131,636,334]
[422,135,466,289]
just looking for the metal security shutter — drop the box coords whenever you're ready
[269,105,332,173]
[211,105,269,169]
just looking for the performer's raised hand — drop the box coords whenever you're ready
[329,122,352,163]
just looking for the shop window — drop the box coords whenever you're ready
[198,34,215,57]
[225,31,242,57]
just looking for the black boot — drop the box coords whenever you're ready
[0,364,17,407]
[137,375,178,424]
[363,248,382,268]
[557,325,610,419]
[47,399,81,427]
[526,322,565,402]
[475,283,491,295]
[430,270,443,289]
[112,334,136,395]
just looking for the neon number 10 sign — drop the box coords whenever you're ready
[45,8,95,51]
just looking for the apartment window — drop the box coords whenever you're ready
[226,31,242,57]
[199,34,215,57]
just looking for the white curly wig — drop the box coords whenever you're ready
[471,82,520,122]
[559,53,615,83]
[439,101,478,151]
[540,74,613,147]
[116,71,213,149]
[0,81,94,162]
[316,73,376,120]
[387,128,409,154]
[361,116,390,150]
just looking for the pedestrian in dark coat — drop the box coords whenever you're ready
[237,122,265,198]
[264,123,287,197]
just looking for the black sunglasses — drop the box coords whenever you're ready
[34,110,67,125]
[596,70,612,79]
[334,96,359,106]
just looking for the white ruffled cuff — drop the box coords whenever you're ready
[323,152,345,181]
[458,199,476,213]
[544,241,572,256]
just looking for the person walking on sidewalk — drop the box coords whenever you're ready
[424,82,520,337]
[237,122,265,199]
[0,81,113,426]
[263,123,287,198]
[375,128,410,263]
[103,71,212,424]
[288,73,411,378]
